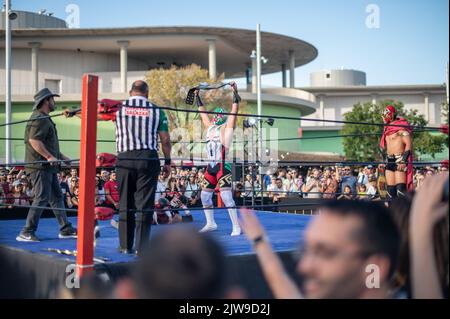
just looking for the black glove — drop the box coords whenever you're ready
[196,93,204,107]
[400,150,411,164]
[66,108,81,118]
[380,148,387,162]
[232,91,241,104]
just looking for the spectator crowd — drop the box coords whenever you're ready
[1,164,448,209]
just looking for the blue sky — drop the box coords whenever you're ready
[13,0,449,87]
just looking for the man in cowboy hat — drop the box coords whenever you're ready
[16,88,77,242]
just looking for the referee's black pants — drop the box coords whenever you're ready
[117,150,160,252]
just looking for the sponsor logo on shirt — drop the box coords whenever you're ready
[125,108,150,117]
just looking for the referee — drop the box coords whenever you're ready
[110,80,171,254]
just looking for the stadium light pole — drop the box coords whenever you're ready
[256,23,262,166]
[446,62,449,105]
[4,0,14,165]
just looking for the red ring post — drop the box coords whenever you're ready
[216,188,224,208]
[76,74,98,277]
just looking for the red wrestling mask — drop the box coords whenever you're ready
[382,105,396,124]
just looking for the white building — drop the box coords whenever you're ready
[299,69,447,129]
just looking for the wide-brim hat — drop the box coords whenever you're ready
[32,88,60,110]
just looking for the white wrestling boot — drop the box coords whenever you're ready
[228,208,241,236]
[199,208,218,233]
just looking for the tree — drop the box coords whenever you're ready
[341,100,447,161]
[146,64,247,131]
[441,102,449,145]
[442,102,449,125]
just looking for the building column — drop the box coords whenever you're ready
[252,56,257,93]
[319,95,325,126]
[207,39,217,80]
[424,93,430,122]
[29,42,41,94]
[117,41,129,93]
[371,94,377,105]
[289,50,295,88]
[281,64,287,88]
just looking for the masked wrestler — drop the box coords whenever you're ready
[194,82,241,236]
[379,105,413,198]
[152,196,192,225]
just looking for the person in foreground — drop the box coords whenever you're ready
[239,200,400,299]
[409,173,448,299]
[113,227,245,299]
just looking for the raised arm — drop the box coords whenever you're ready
[158,110,172,177]
[226,82,240,130]
[239,208,302,299]
[195,90,212,127]
[221,82,241,149]
[409,173,448,299]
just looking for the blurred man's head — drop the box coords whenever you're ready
[58,274,113,299]
[110,172,116,181]
[130,80,149,98]
[297,200,399,299]
[276,178,283,189]
[70,168,78,177]
[271,176,277,185]
[101,170,110,181]
[120,227,230,299]
[369,176,377,187]
[312,169,321,179]
[343,166,351,176]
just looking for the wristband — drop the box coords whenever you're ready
[233,91,241,104]
[401,150,411,163]
[196,94,204,107]
[252,234,267,247]
[164,159,171,165]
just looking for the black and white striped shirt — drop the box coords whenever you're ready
[115,96,168,153]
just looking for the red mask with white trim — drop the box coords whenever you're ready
[382,105,396,124]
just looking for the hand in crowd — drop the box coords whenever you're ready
[410,172,448,299]
[410,172,448,231]
[239,208,266,242]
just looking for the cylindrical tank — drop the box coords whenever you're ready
[0,10,67,29]
[310,69,366,87]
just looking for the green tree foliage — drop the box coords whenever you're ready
[342,100,447,161]
[442,102,448,125]
[441,102,449,145]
